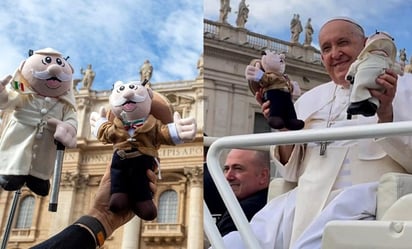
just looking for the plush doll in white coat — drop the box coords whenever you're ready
[0,48,77,196]
[346,31,403,117]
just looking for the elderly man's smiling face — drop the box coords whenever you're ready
[319,20,366,87]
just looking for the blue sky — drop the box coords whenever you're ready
[0,0,203,90]
[1,1,409,92]
[205,0,412,63]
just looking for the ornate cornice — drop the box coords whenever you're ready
[60,171,90,189]
[184,166,203,186]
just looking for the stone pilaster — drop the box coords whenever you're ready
[49,172,89,235]
[75,96,92,138]
[121,216,141,249]
[184,166,203,249]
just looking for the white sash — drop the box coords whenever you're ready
[289,146,348,247]
[289,145,405,248]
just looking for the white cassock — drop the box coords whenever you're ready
[214,73,412,249]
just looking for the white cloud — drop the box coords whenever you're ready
[155,7,203,82]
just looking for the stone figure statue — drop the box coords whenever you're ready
[405,56,412,73]
[290,14,303,44]
[304,18,314,46]
[197,53,204,77]
[399,48,408,66]
[140,59,153,82]
[219,0,231,24]
[80,64,95,89]
[235,0,249,28]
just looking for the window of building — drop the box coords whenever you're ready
[253,112,271,133]
[157,190,178,223]
[15,195,35,229]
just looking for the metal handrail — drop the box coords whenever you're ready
[204,136,270,151]
[204,201,226,249]
[205,121,412,249]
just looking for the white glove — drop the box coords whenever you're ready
[245,64,264,82]
[90,106,108,137]
[0,75,12,92]
[173,112,196,142]
[0,75,12,106]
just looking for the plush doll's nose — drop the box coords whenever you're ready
[47,64,63,75]
[123,89,135,98]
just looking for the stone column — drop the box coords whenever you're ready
[74,97,91,138]
[121,216,141,249]
[185,166,203,249]
[49,172,89,235]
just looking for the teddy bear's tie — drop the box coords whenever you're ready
[123,118,145,130]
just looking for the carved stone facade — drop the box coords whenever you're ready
[0,75,204,248]
[1,17,335,249]
[203,19,330,137]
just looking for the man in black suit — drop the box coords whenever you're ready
[216,149,270,236]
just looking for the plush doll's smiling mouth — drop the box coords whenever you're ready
[46,77,62,88]
[122,100,137,112]
[112,94,146,108]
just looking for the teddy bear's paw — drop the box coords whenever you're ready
[286,119,305,130]
[133,200,157,221]
[109,193,129,213]
[268,116,285,129]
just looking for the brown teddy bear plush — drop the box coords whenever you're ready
[245,50,304,130]
[0,48,77,196]
[90,80,196,220]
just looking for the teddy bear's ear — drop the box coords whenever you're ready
[151,91,174,124]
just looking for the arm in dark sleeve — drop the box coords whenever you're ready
[217,188,269,237]
[30,224,96,249]
[216,211,237,237]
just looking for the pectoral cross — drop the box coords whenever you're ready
[320,141,328,156]
[36,120,47,139]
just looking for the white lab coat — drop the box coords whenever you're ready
[0,88,77,180]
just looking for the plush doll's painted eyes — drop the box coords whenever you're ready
[118,84,139,92]
[42,56,53,64]
[56,58,63,65]
[41,56,66,67]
